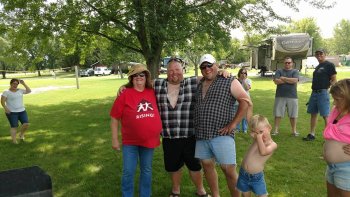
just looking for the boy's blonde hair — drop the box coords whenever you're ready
[249,114,272,132]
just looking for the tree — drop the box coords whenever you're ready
[0,0,335,78]
[288,18,322,51]
[332,19,350,55]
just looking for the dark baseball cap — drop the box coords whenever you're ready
[315,48,326,53]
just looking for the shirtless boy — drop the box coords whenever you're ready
[237,115,278,197]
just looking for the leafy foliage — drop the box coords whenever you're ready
[0,0,337,77]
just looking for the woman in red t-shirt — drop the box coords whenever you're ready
[110,64,162,197]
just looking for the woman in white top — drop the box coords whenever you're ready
[1,78,31,144]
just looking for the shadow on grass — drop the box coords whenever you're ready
[0,97,129,196]
[0,83,327,196]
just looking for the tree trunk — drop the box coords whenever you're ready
[37,70,41,76]
[1,71,6,79]
[1,64,6,79]
[146,56,161,79]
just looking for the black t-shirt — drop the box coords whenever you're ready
[312,61,337,90]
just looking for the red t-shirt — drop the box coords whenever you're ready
[110,88,162,148]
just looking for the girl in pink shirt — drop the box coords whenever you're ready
[323,79,350,196]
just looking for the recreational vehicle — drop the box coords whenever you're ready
[250,33,313,76]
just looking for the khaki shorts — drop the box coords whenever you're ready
[273,97,298,118]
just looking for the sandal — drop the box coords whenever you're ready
[195,192,211,197]
[169,192,180,197]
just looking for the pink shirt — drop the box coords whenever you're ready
[323,107,350,144]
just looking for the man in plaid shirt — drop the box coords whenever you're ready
[154,58,209,197]
[194,54,252,197]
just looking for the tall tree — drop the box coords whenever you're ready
[0,0,335,78]
[288,17,322,51]
[332,19,350,55]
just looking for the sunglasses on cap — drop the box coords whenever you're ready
[200,63,214,70]
[168,57,183,64]
[132,72,146,78]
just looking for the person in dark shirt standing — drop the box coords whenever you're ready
[303,49,337,141]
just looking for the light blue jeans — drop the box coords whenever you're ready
[122,145,154,197]
[236,118,248,132]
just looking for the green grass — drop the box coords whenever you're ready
[0,67,349,196]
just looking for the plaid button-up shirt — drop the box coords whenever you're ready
[154,77,197,139]
[194,76,236,140]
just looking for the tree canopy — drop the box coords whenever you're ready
[0,0,336,77]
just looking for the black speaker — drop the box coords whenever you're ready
[0,166,52,197]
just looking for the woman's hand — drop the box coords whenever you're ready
[112,140,121,151]
[343,144,350,155]
[5,108,11,114]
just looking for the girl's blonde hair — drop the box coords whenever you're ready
[330,79,350,112]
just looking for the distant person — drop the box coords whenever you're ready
[237,115,277,197]
[110,64,162,197]
[194,54,252,197]
[303,49,337,141]
[272,57,299,136]
[1,78,31,144]
[235,68,252,133]
[323,79,350,196]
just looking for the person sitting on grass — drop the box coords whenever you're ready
[237,114,277,197]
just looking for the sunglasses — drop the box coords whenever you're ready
[284,62,292,64]
[168,57,183,64]
[200,63,214,70]
[241,72,247,74]
[132,72,146,78]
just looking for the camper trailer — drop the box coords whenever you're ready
[250,33,313,76]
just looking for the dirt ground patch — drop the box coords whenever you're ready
[0,86,75,96]
[30,86,76,94]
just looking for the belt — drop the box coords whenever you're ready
[312,89,327,93]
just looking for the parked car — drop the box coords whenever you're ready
[238,62,250,68]
[79,68,94,77]
[305,57,319,69]
[159,67,167,74]
[94,67,112,76]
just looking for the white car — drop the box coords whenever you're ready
[94,67,112,76]
[305,57,319,69]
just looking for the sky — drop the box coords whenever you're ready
[232,0,350,39]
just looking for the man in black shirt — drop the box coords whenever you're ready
[303,49,337,141]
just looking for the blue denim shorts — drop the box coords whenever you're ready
[5,110,29,128]
[307,89,330,116]
[195,136,236,164]
[326,161,350,191]
[236,167,267,195]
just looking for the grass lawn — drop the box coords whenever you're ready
[0,67,349,196]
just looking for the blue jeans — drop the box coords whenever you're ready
[5,110,29,128]
[307,89,330,117]
[236,118,248,132]
[236,167,267,195]
[195,136,236,164]
[122,145,154,197]
[326,161,350,191]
